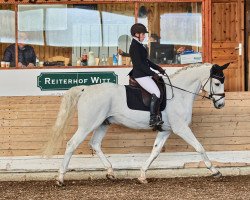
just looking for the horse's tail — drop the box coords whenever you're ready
[43,86,84,157]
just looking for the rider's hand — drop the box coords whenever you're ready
[159,68,165,75]
[152,73,161,81]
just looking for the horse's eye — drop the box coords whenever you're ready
[215,83,220,86]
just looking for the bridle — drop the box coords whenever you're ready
[162,72,225,103]
[201,75,225,103]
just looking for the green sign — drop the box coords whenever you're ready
[37,71,118,91]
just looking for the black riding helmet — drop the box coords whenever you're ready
[130,23,149,36]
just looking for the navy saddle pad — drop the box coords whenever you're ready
[125,85,166,111]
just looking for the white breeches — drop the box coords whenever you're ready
[135,76,160,98]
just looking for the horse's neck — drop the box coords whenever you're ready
[166,64,211,100]
[171,65,211,90]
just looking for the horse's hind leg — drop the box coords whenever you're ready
[89,125,115,180]
[57,127,90,186]
[173,123,222,178]
[139,130,171,184]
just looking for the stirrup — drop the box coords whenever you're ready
[156,120,164,126]
[149,116,164,127]
[153,125,164,132]
[149,117,157,127]
[155,115,163,124]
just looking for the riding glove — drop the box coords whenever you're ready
[152,73,161,81]
[159,68,165,75]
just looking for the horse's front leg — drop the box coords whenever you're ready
[89,125,115,180]
[172,122,222,178]
[138,130,171,184]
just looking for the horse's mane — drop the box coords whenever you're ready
[170,63,212,78]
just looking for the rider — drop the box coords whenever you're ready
[129,23,165,127]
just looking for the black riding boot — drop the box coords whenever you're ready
[149,94,164,127]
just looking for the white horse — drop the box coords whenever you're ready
[44,62,229,186]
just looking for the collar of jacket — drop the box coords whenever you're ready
[133,37,143,44]
[132,38,147,50]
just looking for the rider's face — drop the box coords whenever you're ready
[135,33,146,42]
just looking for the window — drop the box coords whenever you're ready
[0,5,15,68]
[138,2,202,65]
[0,2,205,68]
[17,4,134,67]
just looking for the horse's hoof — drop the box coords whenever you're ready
[106,173,116,180]
[212,171,222,178]
[56,180,65,187]
[137,177,148,184]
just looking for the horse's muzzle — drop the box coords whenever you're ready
[214,101,225,109]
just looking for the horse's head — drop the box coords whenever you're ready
[203,63,230,109]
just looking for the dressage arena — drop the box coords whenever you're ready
[1,91,250,199]
[0,176,250,200]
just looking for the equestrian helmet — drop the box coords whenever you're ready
[130,23,149,36]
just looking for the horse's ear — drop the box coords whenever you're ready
[221,62,230,70]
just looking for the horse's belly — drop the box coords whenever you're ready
[109,109,150,129]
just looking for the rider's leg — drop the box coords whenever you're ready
[135,76,163,126]
[135,76,160,98]
[149,94,163,127]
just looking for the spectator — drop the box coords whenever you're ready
[3,32,36,67]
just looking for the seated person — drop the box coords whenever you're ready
[3,32,36,67]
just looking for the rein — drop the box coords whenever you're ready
[160,72,225,101]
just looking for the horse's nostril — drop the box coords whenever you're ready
[214,103,223,109]
[218,103,224,108]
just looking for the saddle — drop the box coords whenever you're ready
[125,76,166,112]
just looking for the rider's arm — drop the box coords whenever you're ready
[147,59,165,74]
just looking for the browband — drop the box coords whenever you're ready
[211,74,225,84]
